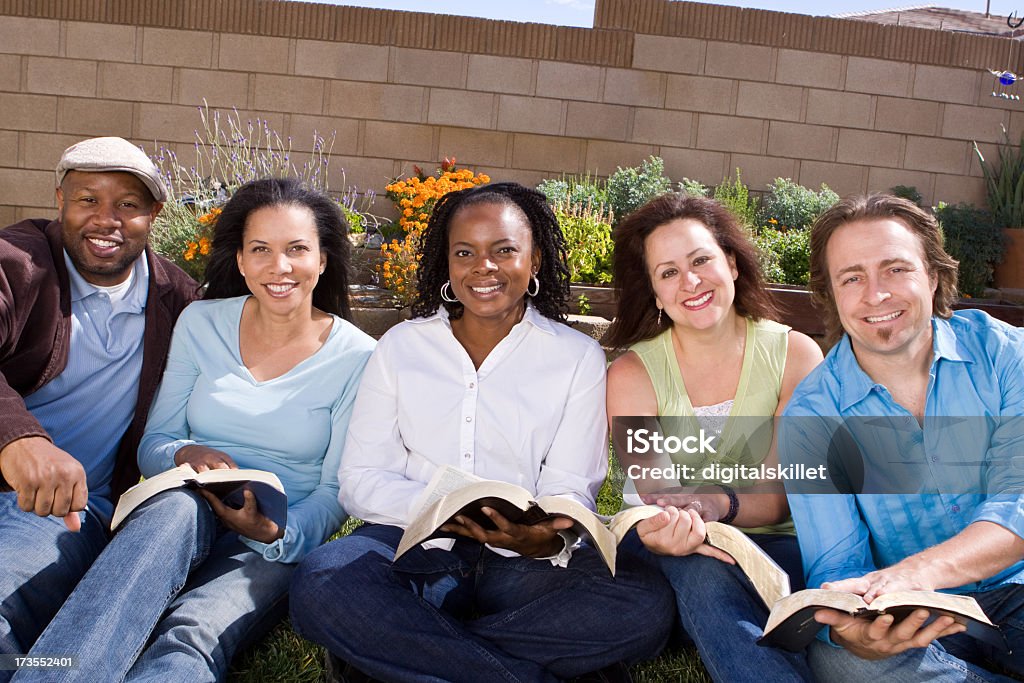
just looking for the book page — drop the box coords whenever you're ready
[395,479,534,560]
[111,464,197,531]
[871,591,994,625]
[605,505,663,543]
[536,496,620,576]
[763,588,869,634]
[408,465,485,518]
[705,522,791,608]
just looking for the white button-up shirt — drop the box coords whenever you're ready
[339,304,609,527]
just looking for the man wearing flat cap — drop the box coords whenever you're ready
[0,136,197,668]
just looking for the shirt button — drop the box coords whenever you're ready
[930,455,939,462]
[469,382,475,389]
[465,416,472,422]
[463,453,471,459]
[951,505,961,513]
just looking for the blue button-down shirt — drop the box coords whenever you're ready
[23,251,148,524]
[780,310,1024,595]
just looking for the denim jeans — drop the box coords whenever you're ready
[0,493,109,683]
[12,488,293,683]
[290,523,675,683]
[622,531,813,683]
[807,583,1024,683]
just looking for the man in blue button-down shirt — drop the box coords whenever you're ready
[779,194,1024,682]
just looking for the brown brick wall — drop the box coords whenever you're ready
[2,0,1017,222]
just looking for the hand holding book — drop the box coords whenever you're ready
[198,488,284,544]
[441,505,575,558]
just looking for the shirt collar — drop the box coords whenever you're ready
[835,316,966,412]
[411,302,557,336]
[63,249,149,313]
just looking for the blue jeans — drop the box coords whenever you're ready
[0,493,109,683]
[623,531,812,683]
[12,489,293,683]
[290,524,675,682]
[807,583,1024,683]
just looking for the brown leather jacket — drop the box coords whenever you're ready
[0,218,198,501]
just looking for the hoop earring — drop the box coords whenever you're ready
[526,275,540,297]
[440,281,459,303]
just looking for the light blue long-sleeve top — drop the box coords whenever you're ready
[139,296,375,563]
[780,310,1024,596]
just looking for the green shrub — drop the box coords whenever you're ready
[935,202,1005,297]
[713,169,759,228]
[678,177,710,198]
[606,156,673,223]
[555,203,614,284]
[975,127,1024,228]
[759,178,838,230]
[890,185,923,206]
[537,174,608,214]
[755,228,811,285]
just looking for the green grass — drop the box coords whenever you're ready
[227,466,712,683]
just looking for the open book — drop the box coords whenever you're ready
[758,588,1005,652]
[111,463,287,532]
[394,466,791,586]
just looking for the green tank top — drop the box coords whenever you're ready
[627,317,795,536]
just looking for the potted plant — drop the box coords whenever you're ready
[975,129,1024,289]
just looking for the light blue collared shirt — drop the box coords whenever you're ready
[23,251,149,524]
[780,310,1024,595]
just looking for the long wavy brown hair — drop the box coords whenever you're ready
[604,193,778,350]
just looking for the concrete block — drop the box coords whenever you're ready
[26,57,96,98]
[253,74,325,115]
[836,129,902,168]
[100,63,172,103]
[846,57,911,97]
[328,81,425,123]
[437,127,509,167]
[392,48,466,89]
[775,49,842,89]
[805,89,871,128]
[632,34,703,74]
[65,22,136,62]
[219,34,290,74]
[57,97,133,138]
[512,133,583,173]
[536,61,601,101]
[705,41,771,81]
[603,67,665,107]
[767,121,834,161]
[467,54,533,95]
[142,28,213,68]
[903,136,969,174]
[585,141,657,176]
[797,160,867,196]
[696,114,764,154]
[178,69,249,109]
[566,101,629,141]
[497,95,562,135]
[736,82,802,122]
[874,97,941,135]
[294,40,388,82]
[665,74,734,114]
[426,89,494,129]
[631,108,693,146]
[0,94,58,133]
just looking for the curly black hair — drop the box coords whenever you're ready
[411,182,570,322]
[202,177,352,320]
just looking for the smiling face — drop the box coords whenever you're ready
[447,201,539,325]
[236,203,326,317]
[825,217,937,364]
[645,218,738,333]
[57,170,161,286]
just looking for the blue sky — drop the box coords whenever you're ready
[310,0,1020,26]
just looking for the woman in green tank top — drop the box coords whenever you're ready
[605,194,823,682]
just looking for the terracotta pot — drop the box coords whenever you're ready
[994,228,1024,290]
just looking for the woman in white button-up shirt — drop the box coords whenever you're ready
[291,182,674,683]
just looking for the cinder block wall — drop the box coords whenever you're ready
[0,0,1018,225]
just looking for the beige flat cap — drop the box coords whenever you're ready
[56,136,167,202]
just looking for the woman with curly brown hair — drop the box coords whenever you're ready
[606,193,822,683]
